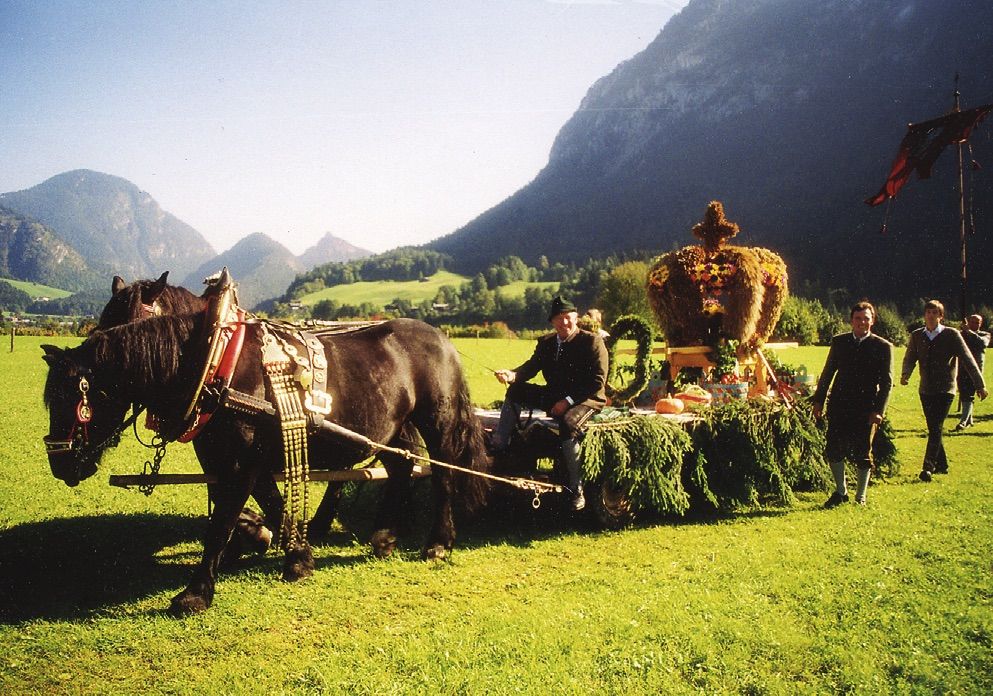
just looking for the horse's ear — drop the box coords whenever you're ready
[148,271,169,301]
[41,344,63,365]
[112,276,126,295]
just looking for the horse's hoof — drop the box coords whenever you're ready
[423,544,449,562]
[282,546,315,581]
[370,529,397,559]
[168,591,210,617]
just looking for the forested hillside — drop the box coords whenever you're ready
[429,0,993,308]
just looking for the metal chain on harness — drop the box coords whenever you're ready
[138,433,168,496]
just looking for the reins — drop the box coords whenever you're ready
[325,421,563,508]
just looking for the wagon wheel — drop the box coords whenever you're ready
[590,478,635,530]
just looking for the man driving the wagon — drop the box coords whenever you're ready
[491,296,610,511]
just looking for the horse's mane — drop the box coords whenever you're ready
[89,314,202,390]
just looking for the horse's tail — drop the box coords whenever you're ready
[449,373,491,513]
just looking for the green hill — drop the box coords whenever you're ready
[298,270,468,307]
[297,271,558,308]
[1,278,72,299]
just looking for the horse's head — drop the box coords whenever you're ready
[41,342,132,486]
[97,272,170,330]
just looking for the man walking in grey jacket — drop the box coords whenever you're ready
[901,300,987,480]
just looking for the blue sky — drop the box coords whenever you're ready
[0,0,687,255]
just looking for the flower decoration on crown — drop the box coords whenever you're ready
[689,262,737,295]
[702,298,725,317]
[760,261,787,288]
[647,264,670,290]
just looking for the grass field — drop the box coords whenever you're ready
[0,277,73,299]
[1,335,991,694]
[297,271,559,308]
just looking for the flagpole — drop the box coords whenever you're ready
[955,75,968,319]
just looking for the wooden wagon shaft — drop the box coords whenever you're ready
[109,464,431,488]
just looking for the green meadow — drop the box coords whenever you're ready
[1,335,991,694]
[0,277,73,299]
[297,271,558,307]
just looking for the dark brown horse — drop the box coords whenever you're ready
[95,273,287,555]
[42,314,490,615]
[95,273,350,539]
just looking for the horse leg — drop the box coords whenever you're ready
[170,480,254,616]
[417,425,456,561]
[195,435,282,564]
[370,445,414,559]
[424,467,456,560]
[249,474,285,547]
[307,481,345,541]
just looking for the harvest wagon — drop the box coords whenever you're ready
[476,405,698,530]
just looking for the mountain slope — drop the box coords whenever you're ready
[182,232,303,309]
[0,206,102,290]
[298,232,372,268]
[0,170,216,283]
[430,0,993,306]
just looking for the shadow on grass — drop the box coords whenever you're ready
[0,512,366,624]
[331,479,630,549]
[0,513,203,623]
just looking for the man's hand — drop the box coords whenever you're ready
[811,403,823,419]
[900,376,909,386]
[979,388,989,401]
[549,399,570,417]
[869,412,884,425]
[494,369,516,385]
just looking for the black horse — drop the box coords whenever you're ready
[42,313,490,615]
[95,273,370,539]
[95,273,286,556]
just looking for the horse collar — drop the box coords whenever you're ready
[176,308,247,443]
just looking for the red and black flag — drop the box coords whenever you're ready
[866,104,992,206]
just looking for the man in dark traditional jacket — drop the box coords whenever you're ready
[901,300,987,480]
[811,301,893,507]
[955,313,990,430]
[491,296,609,510]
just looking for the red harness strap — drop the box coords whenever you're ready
[176,309,247,443]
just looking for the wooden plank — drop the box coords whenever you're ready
[109,464,432,488]
[614,346,669,356]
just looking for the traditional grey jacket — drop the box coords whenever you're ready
[901,326,985,395]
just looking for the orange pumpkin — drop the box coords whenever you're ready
[655,397,685,414]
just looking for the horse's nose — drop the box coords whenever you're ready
[48,454,93,487]
[49,458,80,486]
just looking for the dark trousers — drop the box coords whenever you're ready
[920,393,954,472]
[504,382,595,442]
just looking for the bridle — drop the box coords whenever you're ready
[43,375,93,455]
[43,371,144,464]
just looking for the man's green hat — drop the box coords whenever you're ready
[548,296,577,321]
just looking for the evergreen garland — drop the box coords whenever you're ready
[605,314,655,405]
[687,399,829,512]
[582,415,694,515]
[579,400,830,519]
[871,418,899,478]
